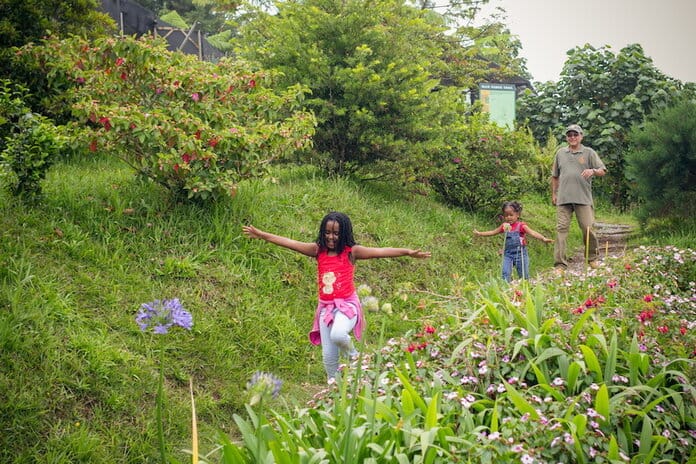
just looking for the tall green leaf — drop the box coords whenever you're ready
[594,384,610,427]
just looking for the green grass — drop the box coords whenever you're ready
[0,155,645,462]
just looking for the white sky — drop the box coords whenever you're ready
[480,0,696,84]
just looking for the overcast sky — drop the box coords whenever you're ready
[479,0,696,84]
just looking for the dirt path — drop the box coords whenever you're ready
[564,222,636,273]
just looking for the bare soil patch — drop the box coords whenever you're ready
[564,222,636,273]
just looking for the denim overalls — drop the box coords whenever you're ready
[502,222,529,282]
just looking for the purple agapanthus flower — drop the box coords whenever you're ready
[246,371,282,406]
[136,298,193,334]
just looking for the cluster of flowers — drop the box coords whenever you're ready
[572,294,606,314]
[136,298,193,334]
[405,324,436,353]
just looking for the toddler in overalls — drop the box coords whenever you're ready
[502,221,529,281]
[474,201,553,282]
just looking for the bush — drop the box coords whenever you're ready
[0,79,64,198]
[429,115,539,215]
[626,98,696,224]
[14,35,316,202]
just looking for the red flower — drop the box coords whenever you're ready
[115,57,125,66]
[607,279,617,289]
[657,325,669,334]
[89,140,97,152]
[248,79,256,88]
[120,72,127,80]
[638,309,655,323]
[98,117,111,131]
[424,325,435,334]
[406,343,417,353]
[624,263,632,270]
[572,306,585,315]
[194,130,202,140]
[181,153,192,164]
[595,295,606,304]
[584,298,594,307]
[173,164,180,172]
[680,327,687,335]
[208,137,220,148]
[643,294,653,303]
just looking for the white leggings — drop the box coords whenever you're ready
[319,306,358,380]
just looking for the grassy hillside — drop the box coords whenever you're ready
[1,155,633,462]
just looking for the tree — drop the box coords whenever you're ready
[0,0,114,66]
[233,0,528,182]
[235,0,461,178]
[625,98,696,223]
[517,44,695,207]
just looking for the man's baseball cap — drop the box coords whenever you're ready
[565,124,583,135]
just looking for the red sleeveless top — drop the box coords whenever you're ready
[317,247,355,299]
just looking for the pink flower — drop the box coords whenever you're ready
[191,93,200,102]
[607,279,617,289]
[643,294,653,302]
[115,57,125,66]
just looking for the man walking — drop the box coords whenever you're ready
[551,124,606,271]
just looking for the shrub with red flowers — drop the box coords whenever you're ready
[15,35,315,202]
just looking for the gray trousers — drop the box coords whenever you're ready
[319,306,358,380]
[554,203,598,268]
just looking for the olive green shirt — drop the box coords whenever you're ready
[551,144,606,206]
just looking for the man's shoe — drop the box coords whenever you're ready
[588,260,600,269]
